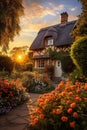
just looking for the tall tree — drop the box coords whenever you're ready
[73,0,87,37]
[0,0,24,52]
[10,46,29,63]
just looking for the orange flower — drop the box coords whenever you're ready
[73,112,78,118]
[75,96,81,102]
[36,108,43,114]
[52,109,62,115]
[72,85,76,89]
[56,109,62,114]
[84,83,87,90]
[76,88,81,93]
[75,81,80,86]
[67,108,72,114]
[69,91,73,96]
[31,115,35,120]
[37,98,43,103]
[84,98,87,101]
[32,117,38,126]
[39,102,45,108]
[61,116,68,122]
[70,121,76,128]
[39,113,44,119]
[65,87,70,91]
[70,102,76,108]
[61,91,66,96]
[55,86,61,91]
[66,100,71,104]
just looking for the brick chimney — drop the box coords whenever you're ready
[61,12,68,24]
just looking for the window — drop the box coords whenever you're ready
[37,60,44,68]
[47,39,53,46]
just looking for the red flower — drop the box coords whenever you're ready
[67,108,73,114]
[70,102,76,108]
[70,121,76,128]
[73,112,78,118]
[75,96,81,102]
[61,116,68,122]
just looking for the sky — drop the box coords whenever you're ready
[9,0,82,50]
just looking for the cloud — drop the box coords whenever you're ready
[70,7,77,11]
[68,14,78,21]
[22,21,49,32]
[23,0,65,19]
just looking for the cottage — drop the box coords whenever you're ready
[29,12,77,77]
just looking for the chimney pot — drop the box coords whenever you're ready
[61,12,68,24]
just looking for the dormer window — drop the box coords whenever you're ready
[48,39,53,46]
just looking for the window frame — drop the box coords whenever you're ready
[37,60,45,68]
[47,39,53,46]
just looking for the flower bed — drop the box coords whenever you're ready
[22,75,54,94]
[30,79,87,130]
[0,78,29,114]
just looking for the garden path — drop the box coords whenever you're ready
[0,93,40,130]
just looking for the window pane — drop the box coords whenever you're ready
[48,39,53,46]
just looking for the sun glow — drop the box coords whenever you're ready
[16,54,24,62]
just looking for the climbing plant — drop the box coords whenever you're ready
[48,48,75,73]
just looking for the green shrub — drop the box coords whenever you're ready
[61,55,75,73]
[22,72,54,93]
[69,69,87,83]
[49,49,75,74]
[70,37,87,76]
[0,55,13,74]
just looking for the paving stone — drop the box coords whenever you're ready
[0,93,40,130]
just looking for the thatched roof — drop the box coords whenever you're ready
[30,20,77,50]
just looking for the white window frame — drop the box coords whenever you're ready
[47,39,53,46]
[37,60,44,68]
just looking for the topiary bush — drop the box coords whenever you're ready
[0,55,13,74]
[70,37,87,76]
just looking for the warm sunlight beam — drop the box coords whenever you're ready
[16,54,24,63]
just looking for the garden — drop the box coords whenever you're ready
[0,0,87,130]
[28,37,87,130]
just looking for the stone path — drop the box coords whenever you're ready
[0,93,40,130]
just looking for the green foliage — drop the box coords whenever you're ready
[49,49,75,73]
[45,64,54,80]
[22,73,54,94]
[70,37,87,76]
[0,55,13,74]
[48,49,69,60]
[72,0,87,36]
[0,0,24,51]
[61,55,75,73]
[69,69,87,83]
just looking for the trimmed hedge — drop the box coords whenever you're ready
[70,37,87,76]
